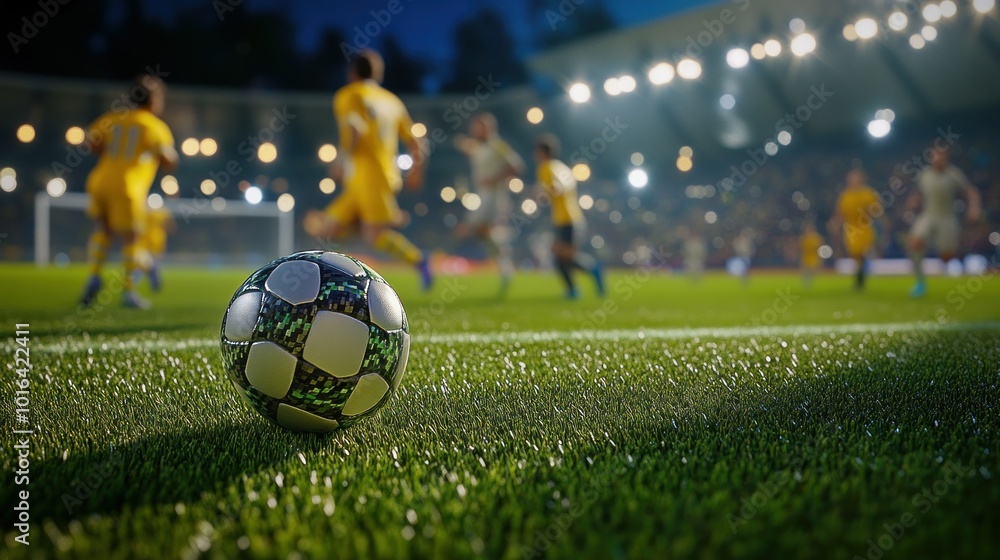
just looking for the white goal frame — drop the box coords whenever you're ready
[34,192,294,266]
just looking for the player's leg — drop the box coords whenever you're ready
[935,216,961,269]
[120,195,151,309]
[363,191,432,290]
[552,236,577,299]
[80,190,111,306]
[908,215,931,297]
[478,225,514,291]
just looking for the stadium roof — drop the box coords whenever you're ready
[528,0,1000,154]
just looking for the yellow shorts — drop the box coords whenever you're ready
[324,187,401,227]
[86,185,147,234]
[143,230,166,256]
[802,256,820,268]
[843,227,875,259]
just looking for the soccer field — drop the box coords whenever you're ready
[2,265,999,559]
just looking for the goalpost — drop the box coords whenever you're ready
[35,192,295,266]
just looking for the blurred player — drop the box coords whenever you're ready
[907,147,982,297]
[139,204,175,292]
[533,134,605,299]
[453,113,525,295]
[732,228,755,286]
[828,169,883,291]
[79,73,178,309]
[303,50,432,290]
[679,226,707,283]
[799,221,824,288]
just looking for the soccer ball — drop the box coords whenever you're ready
[220,251,409,433]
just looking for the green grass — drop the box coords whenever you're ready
[2,264,999,559]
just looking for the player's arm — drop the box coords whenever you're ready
[332,91,364,181]
[84,116,107,157]
[954,170,982,222]
[398,106,426,190]
[452,134,478,156]
[483,141,526,187]
[156,124,179,172]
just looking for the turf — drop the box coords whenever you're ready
[1,264,999,559]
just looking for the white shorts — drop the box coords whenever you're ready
[466,189,511,227]
[911,213,960,255]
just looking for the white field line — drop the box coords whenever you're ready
[24,320,1000,354]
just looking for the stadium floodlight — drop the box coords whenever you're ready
[440,186,456,202]
[777,130,792,145]
[410,122,427,138]
[843,24,859,41]
[923,3,942,22]
[875,108,896,123]
[508,178,524,193]
[572,163,591,181]
[922,25,938,41]
[719,94,736,110]
[17,124,35,143]
[677,58,702,80]
[200,138,218,156]
[257,143,277,163]
[461,193,481,211]
[521,199,538,215]
[319,178,336,194]
[750,43,767,59]
[676,156,693,172]
[909,34,926,49]
[245,186,263,204]
[973,0,996,14]
[867,119,891,138]
[888,12,908,31]
[568,82,591,103]
[147,193,164,209]
[764,39,782,57]
[855,18,878,39]
[648,62,675,85]
[46,178,67,197]
[790,33,817,56]
[764,142,779,156]
[397,154,413,170]
[0,175,15,192]
[603,77,622,96]
[277,193,295,213]
[160,175,179,195]
[526,107,544,124]
[940,1,957,18]
[579,194,594,210]
[618,75,637,93]
[200,179,217,196]
[789,18,806,33]
[181,138,200,156]
[630,152,644,166]
[726,48,750,68]
[65,126,85,145]
[627,168,648,188]
[318,144,337,162]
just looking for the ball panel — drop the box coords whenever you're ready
[245,341,297,399]
[265,260,321,305]
[220,341,251,384]
[360,325,403,376]
[367,280,404,332]
[320,252,366,277]
[285,361,354,416]
[341,373,390,416]
[391,332,410,392]
[315,275,370,323]
[224,291,262,341]
[276,403,340,433]
[255,294,315,357]
[302,311,370,378]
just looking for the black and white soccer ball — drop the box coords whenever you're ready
[220,251,409,432]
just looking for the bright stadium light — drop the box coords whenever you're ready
[676,156,693,172]
[923,3,942,22]
[940,1,957,18]
[922,25,938,41]
[410,122,427,138]
[160,175,179,195]
[627,168,648,188]
[603,77,622,96]
[868,119,891,138]
[521,199,538,215]
[318,144,337,162]
[875,108,896,123]
[46,177,67,197]
[461,192,481,211]
[319,178,336,194]
[704,211,717,224]
[200,179,217,196]
[843,24,859,41]
[750,43,767,59]
[16,124,35,143]
[789,18,806,33]
[974,0,996,14]
[65,126,85,145]
[790,33,817,56]
[618,75,637,93]
[648,62,675,85]
[855,18,879,39]
[726,48,750,68]
[888,12,909,31]
[257,142,277,163]
[147,193,164,209]
[630,152,644,166]
[277,193,295,212]
[910,34,926,49]
[508,178,524,193]
[199,138,218,156]
[777,130,792,145]
[579,194,594,210]
[440,186,456,202]
[679,146,694,158]
[181,138,200,156]
[677,58,702,80]
[526,107,544,124]
[764,39,782,57]
[397,154,413,170]
[211,197,227,211]
[764,142,779,156]
[572,163,591,181]
[245,186,263,204]
[568,82,591,103]
[720,94,736,110]
[0,175,15,192]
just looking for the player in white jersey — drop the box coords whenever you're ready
[907,147,981,297]
[453,113,525,295]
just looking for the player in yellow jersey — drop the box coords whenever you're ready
[79,74,178,309]
[828,169,884,290]
[534,134,604,299]
[303,50,432,290]
[138,205,174,292]
[799,221,824,288]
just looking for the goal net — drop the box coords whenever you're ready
[35,193,294,266]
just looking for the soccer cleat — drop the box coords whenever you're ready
[910,279,927,298]
[498,273,511,299]
[417,258,433,292]
[148,265,162,293]
[591,263,606,297]
[79,275,102,307]
[123,291,152,309]
[564,287,579,300]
